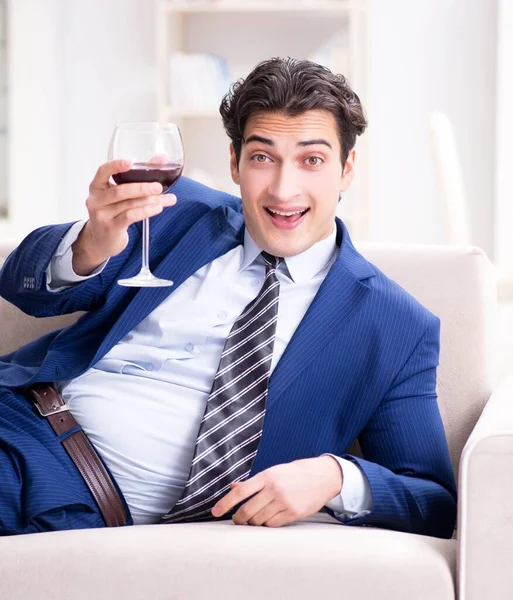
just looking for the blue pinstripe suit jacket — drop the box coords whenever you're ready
[0,177,456,538]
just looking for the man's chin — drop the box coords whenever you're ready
[260,237,312,259]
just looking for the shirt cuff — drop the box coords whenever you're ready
[323,454,372,520]
[45,221,109,291]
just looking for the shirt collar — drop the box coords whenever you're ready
[240,225,338,284]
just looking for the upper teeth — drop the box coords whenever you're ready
[268,208,305,216]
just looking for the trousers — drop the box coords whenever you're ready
[0,386,132,536]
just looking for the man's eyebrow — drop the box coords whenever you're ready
[243,135,333,149]
[244,135,274,146]
[298,139,332,149]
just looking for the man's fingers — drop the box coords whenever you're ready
[212,475,265,517]
[231,491,273,525]
[114,203,164,229]
[107,194,176,221]
[247,501,284,526]
[90,159,132,191]
[100,181,165,207]
[262,510,293,528]
[148,153,169,165]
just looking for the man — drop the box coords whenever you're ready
[0,58,456,537]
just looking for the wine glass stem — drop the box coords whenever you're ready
[142,218,150,273]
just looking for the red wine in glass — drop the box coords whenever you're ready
[112,162,183,192]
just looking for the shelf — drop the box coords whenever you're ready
[163,0,355,14]
[165,107,221,119]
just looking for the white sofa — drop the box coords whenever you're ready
[0,240,510,600]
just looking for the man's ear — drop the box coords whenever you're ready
[340,149,356,193]
[230,145,240,185]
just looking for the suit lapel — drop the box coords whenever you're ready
[267,220,375,406]
[92,206,244,364]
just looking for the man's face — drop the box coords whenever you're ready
[230,109,355,258]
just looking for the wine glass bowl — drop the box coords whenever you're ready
[112,156,183,191]
[108,122,184,287]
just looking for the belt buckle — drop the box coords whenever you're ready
[29,385,70,418]
[34,401,69,418]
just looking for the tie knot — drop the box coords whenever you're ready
[261,251,281,270]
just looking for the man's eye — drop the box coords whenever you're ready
[306,157,323,166]
[252,154,269,163]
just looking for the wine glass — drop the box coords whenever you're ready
[109,122,184,287]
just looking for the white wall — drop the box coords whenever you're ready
[367,0,497,257]
[57,0,156,223]
[495,0,513,268]
[3,0,156,240]
[4,0,62,242]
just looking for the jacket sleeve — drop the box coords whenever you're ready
[327,317,457,538]
[0,222,140,317]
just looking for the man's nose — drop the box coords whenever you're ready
[268,164,301,202]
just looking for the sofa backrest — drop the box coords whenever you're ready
[0,247,82,357]
[0,242,497,480]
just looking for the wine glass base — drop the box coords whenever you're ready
[118,272,173,288]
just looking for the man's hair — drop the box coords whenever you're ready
[219,57,368,167]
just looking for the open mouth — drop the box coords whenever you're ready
[264,207,310,229]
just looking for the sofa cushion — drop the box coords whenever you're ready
[0,521,456,600]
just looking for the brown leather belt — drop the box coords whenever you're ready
[27,383,128,527]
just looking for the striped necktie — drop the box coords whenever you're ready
[162,252,281,523]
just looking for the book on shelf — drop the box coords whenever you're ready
[168,52,230,112]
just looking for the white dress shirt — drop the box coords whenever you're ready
[47,220,372,525]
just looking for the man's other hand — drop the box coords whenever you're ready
[211,456,343,527]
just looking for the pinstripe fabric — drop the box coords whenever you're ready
[163,253,280,523]
[0,387,130,535]
[0,177,457,537]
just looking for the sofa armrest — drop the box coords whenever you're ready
[458,373,513,600]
